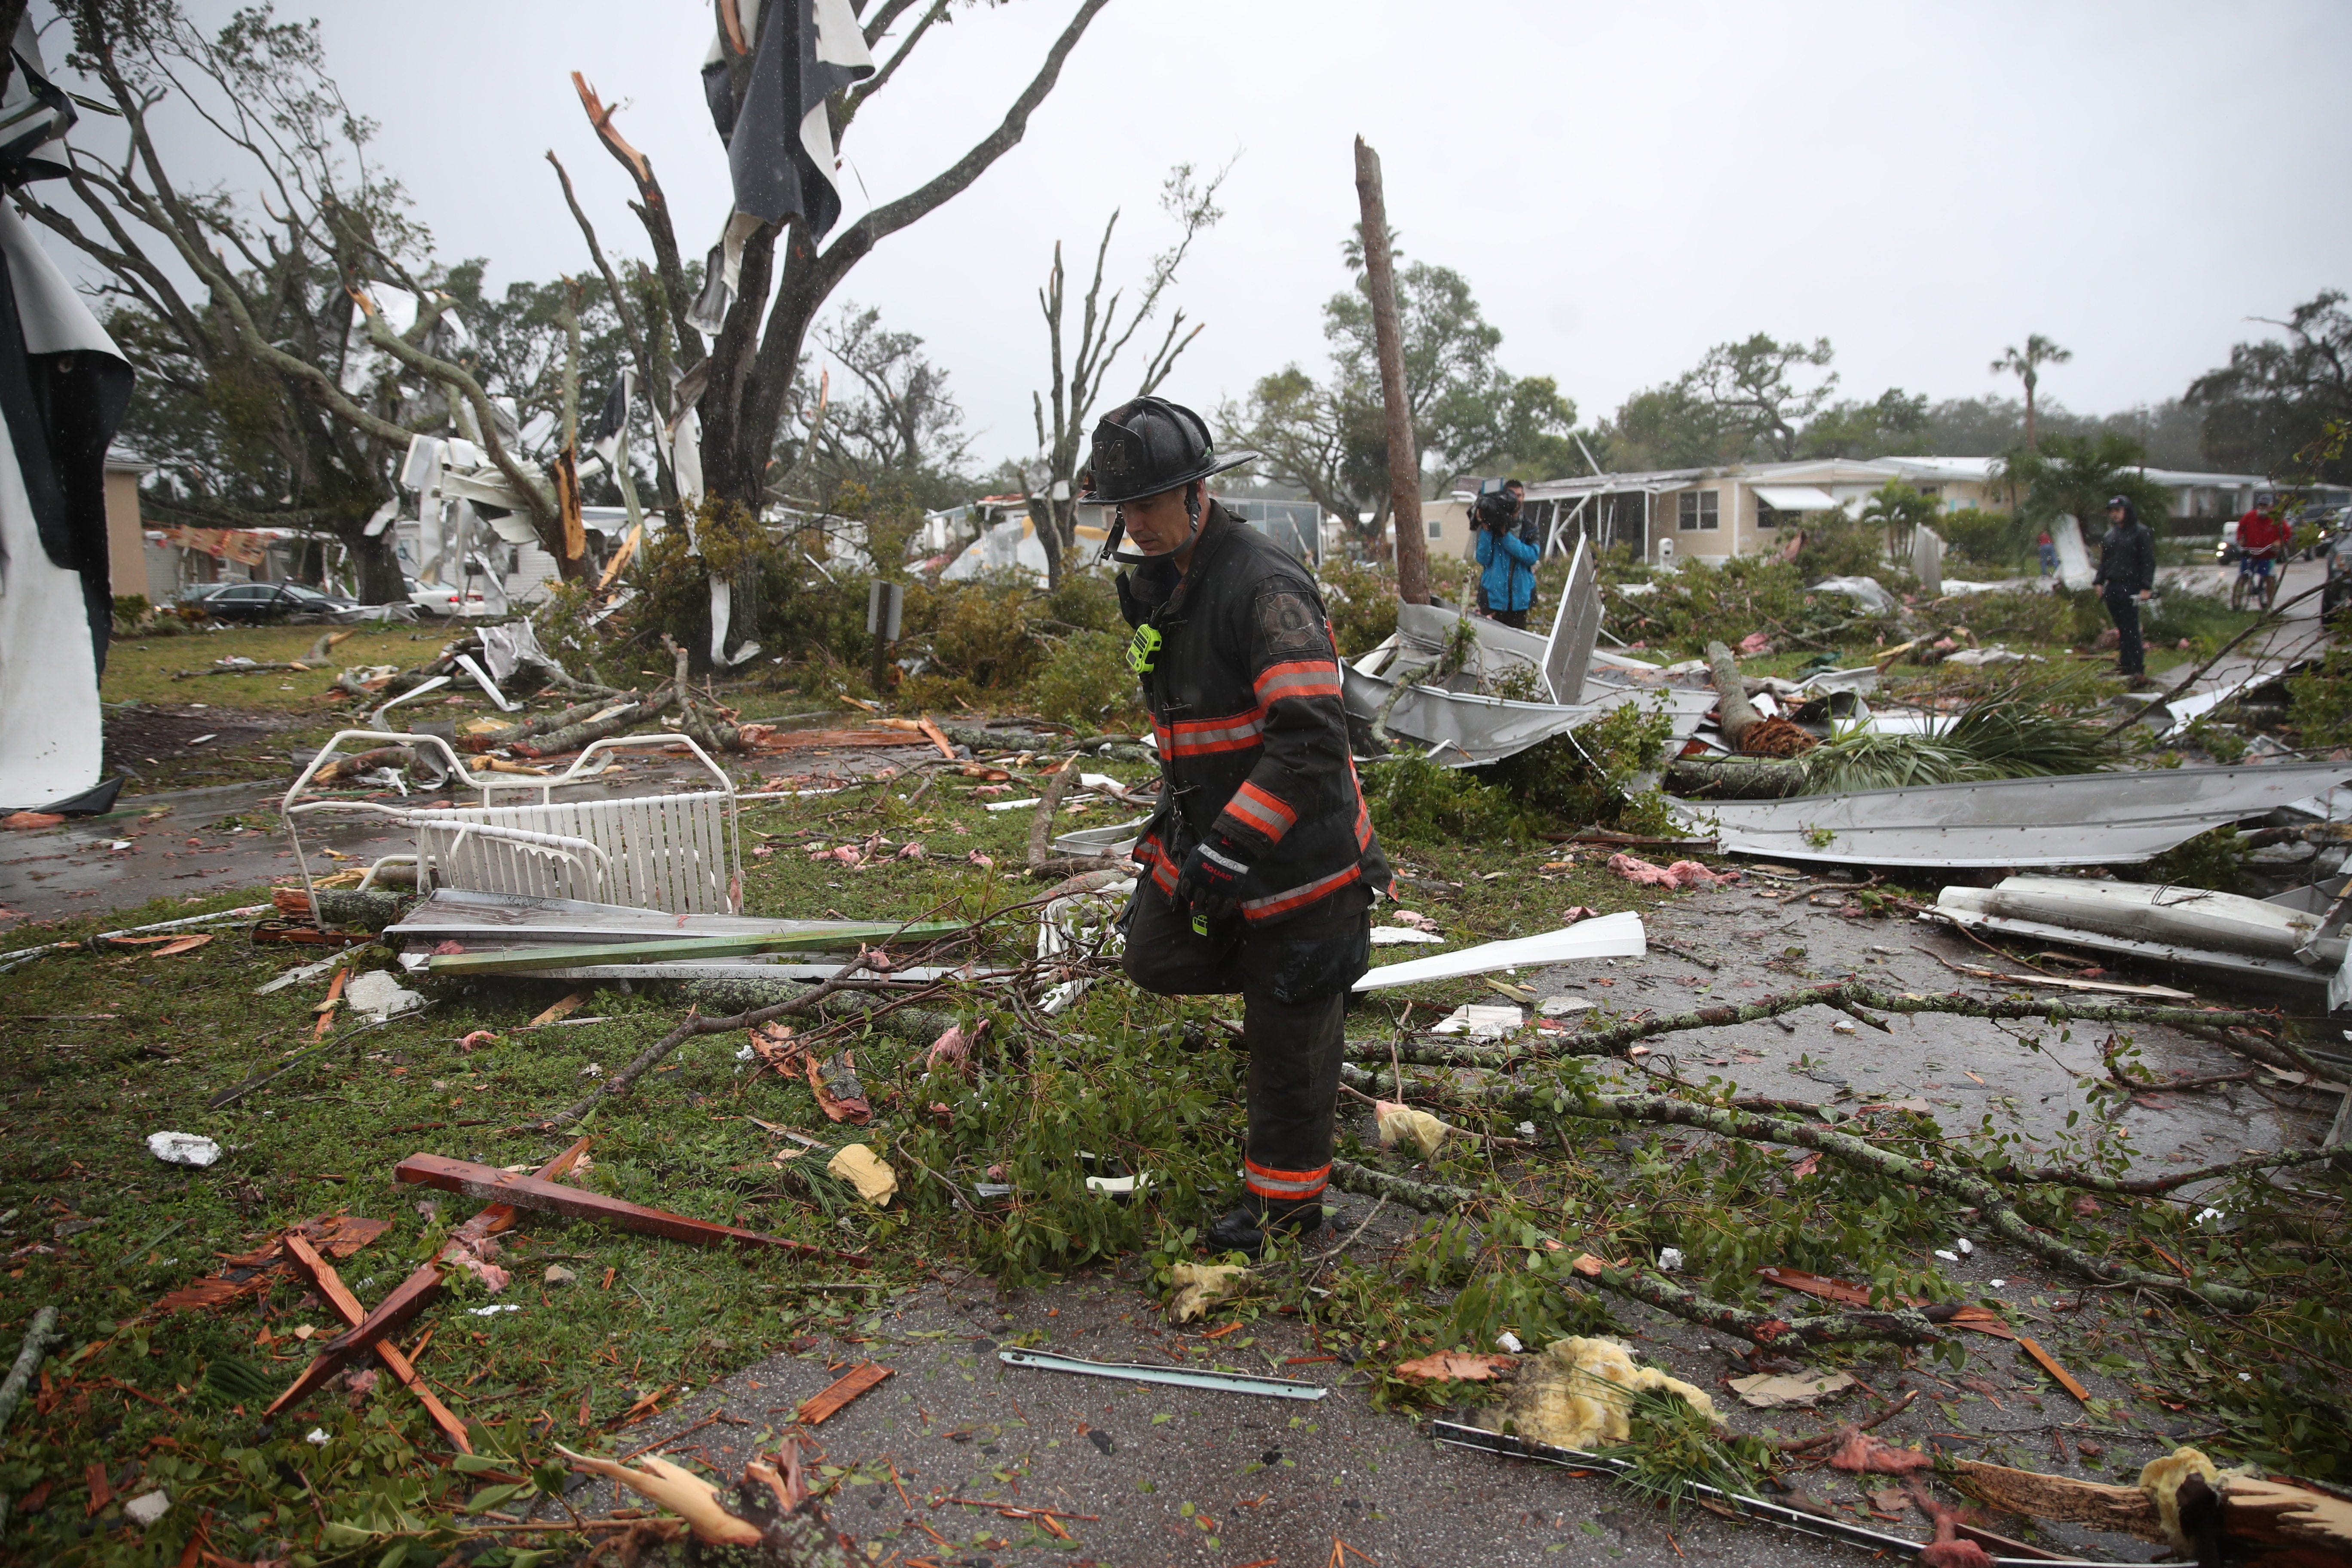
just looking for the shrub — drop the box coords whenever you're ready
[1487,699,1676,825]
[1792,511,1885,580]
[925,577,1044,688]
[1318,556,1399,657]
[1041,570,1123,634]
[1940,508,2025,571]
[2138,826,2250,894]
[618,499,870,681]
[1956,588,2073,645]
[1362,752,1540,845]
[1611,557,1886,657]
[2288,646,2352,747]
[2143,587,2257,653]
[1027,628,1145,732]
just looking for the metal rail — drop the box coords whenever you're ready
[1427,1421,2110,1566]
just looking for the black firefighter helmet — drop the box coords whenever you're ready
[1081,396,1258,505]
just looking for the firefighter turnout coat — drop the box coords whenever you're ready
[1116,503,1392,925]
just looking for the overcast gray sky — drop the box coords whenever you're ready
[78,0,2352,468]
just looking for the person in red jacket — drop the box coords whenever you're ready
[2234,491,2288,610]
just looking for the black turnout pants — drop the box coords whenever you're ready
[1121,880,1372,1208]
[2103,585,2144,677]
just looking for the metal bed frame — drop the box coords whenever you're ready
[282,730,742,919]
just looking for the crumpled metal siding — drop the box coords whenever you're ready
[1675,760,2352,867]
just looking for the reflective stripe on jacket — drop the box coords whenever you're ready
[1119,503,1393,926]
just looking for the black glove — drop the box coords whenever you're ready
[1173,831,1254,923]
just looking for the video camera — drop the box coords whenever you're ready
[1474,487,1521,531]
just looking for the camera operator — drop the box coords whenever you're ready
[1473,479,1538,628]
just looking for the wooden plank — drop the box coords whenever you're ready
[796,1362,891,1424]
[282,1232,473,1454]
[394,1154,865,1265]
[426,921,964,975]
[2015,1335,2090,1402]
[267,1135,594,1418]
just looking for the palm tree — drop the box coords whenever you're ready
[1990,335,2073,449]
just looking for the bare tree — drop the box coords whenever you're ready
[808,302,972,495]
[574,0,1114,532]
[35,2,580,597]
[1028,160,1228,587]
[1991,334,2072,450]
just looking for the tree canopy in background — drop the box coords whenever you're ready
[2188,289,2352,484]
[1226,232,1576,541]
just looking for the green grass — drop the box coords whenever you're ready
[0,747,1705,1564]
[103,625,451,713]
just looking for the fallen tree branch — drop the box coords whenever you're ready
[1540,1091,2263,1314]
[0,1307,60,1435]
[1026,760,1131,879]
[1329,1158,1478,1213]
[1975,1144,2341,1197]
[1348,979,2287,1069]
[1776,1387,1918,1452]
[542,958,878,1128]
[1583,1264,1944,1348]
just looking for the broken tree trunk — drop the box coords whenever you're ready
[1955,1453,2352,1562]
[458,690,643,753]
[1662,757,1808,799]
[267,1136,594,1419]
[508,689,673,759]
[1953,1459,2167,1541]
[1705,641,1765,750]
[1354,136,1425,603]
[395,1155,858,1262]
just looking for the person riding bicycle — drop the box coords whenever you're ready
[2235,491,2288,610]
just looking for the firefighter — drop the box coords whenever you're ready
[1087,395,1393,1257]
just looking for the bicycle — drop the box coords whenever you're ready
[2230,545,2281,612]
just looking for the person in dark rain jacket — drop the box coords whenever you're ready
[2093,495,2156,683]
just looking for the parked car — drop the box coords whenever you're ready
[405,577,488,617]
[190,581,355,623]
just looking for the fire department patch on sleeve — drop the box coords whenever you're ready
[1256,590,1330,658]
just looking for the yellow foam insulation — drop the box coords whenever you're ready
[825,1143,898,1206]
[1485,1335,1719,1450]
[1375,1101,1452,1158]
[1167,1262,1247,1323]
[2138,1446,2236,1554]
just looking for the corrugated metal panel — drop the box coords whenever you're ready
[1676,762,2352,867]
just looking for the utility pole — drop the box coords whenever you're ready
[1354,135,1426,604]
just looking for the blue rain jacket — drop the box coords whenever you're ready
[1476,523,1538,612]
